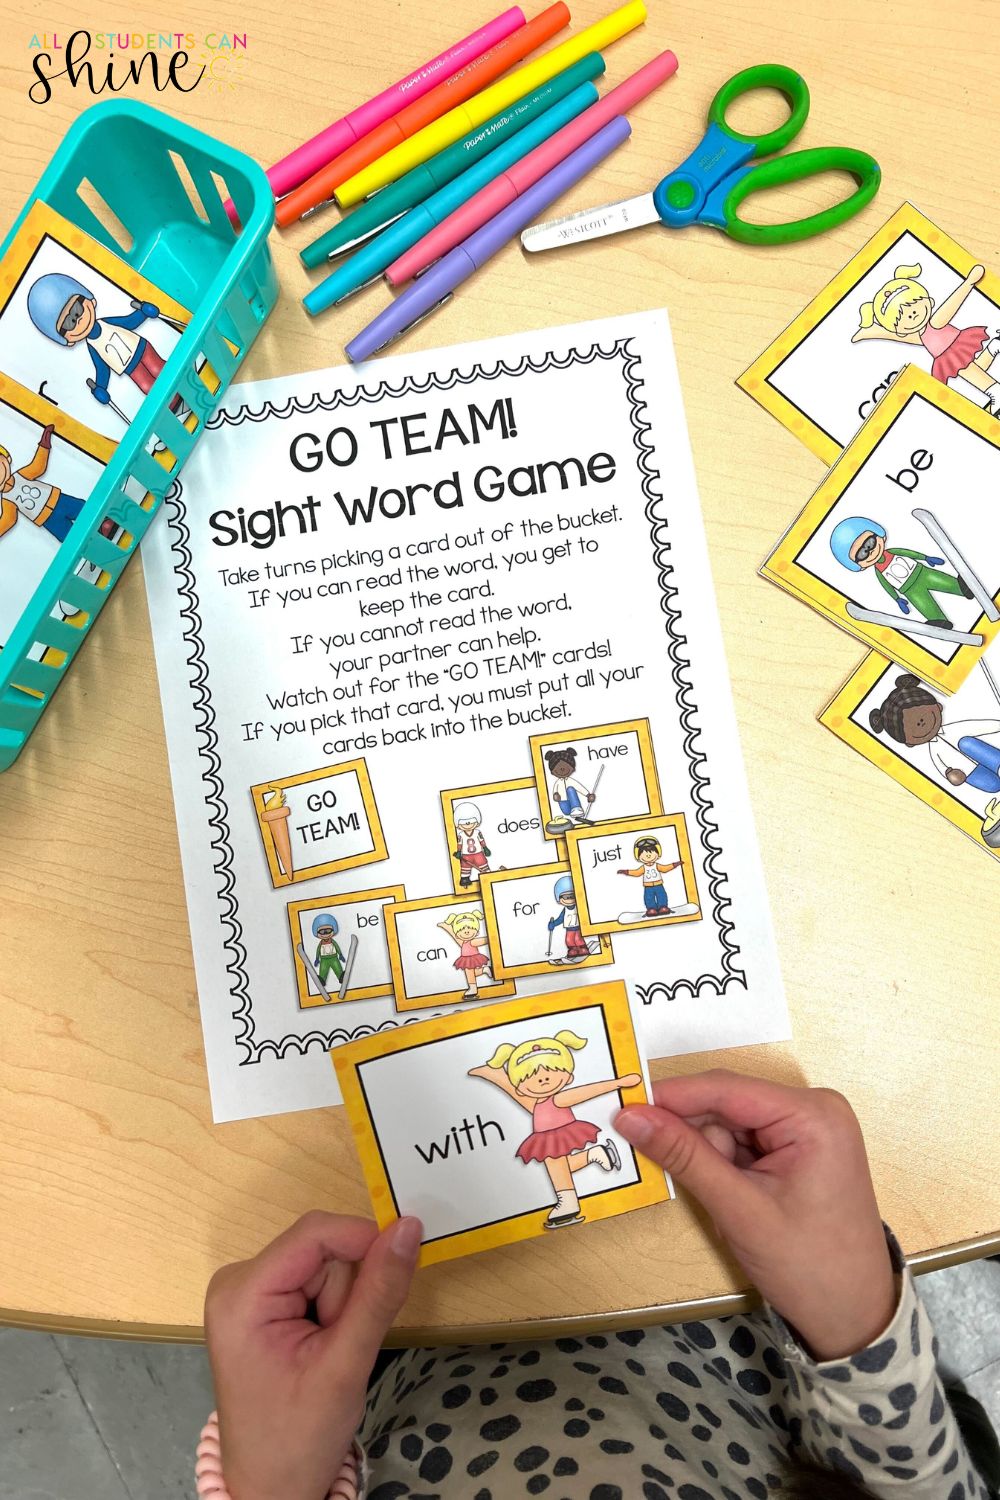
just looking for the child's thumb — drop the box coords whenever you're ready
[615,1106,751,1223]
[327,1218,421,1370]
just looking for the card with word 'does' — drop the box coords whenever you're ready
[333,981,671,1265]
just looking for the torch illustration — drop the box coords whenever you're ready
[261,785,294,882]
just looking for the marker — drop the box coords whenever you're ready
[277,4,571,227]
[230,7,526,218]
[300,53,605,266]
[345,116,630,362]
[335,0,647,207]
[387,48,676,285]
[305,82,599,313]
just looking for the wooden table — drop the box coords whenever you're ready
[1,0,998,1343]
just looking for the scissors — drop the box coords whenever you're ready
[520,64,881,252]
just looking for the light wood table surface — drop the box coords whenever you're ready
[1,0,998,1342]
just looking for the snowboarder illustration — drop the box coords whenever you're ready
[829,508,999,644]
[546,874,602,965]
[437,909,492,998]
[452,801,492,888]
[616,836,700,924]
[26,273,187,423]
[543,747,602,834]
[868,671,1000,794]
[1,424,96,545]
[295,912,358,1004]
[617,835,683,918]
[469,1030,638,1229]
[1,423,119,617]
[851,262,1000,414]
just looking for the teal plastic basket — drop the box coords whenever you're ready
[0,98,278,771]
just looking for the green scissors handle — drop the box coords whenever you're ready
[653,63,881,246]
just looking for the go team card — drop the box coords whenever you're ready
[820,649,1000,863]
[738,203,1000,465]
[761,366,1000,694]
[332,981,671,1266]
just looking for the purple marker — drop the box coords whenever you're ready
[345,116,631,363]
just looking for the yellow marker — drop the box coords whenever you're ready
[335,0,647,206]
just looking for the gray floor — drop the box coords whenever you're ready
[2,1258,998,1499]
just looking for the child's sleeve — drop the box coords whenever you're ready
[765,1227,989,1498]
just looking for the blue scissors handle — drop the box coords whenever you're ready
[652,64,880,245]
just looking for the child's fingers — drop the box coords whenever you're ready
[615,1105,757,1225]
[325,1219,422,1372]
[246,1213,379,1298]
[312,1259,357,1328]
[651,1070,801,1130]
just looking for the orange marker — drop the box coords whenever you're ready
[276,2,570,227]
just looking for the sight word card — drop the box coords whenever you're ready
[762,366,1000,694]
[142,311,788,1122]
[821,649,1000,862]
[738,204,1000,465]
[333,981,670,1266]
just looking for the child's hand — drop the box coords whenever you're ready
[205,1211,421,1500]
[615,1071,896,1361]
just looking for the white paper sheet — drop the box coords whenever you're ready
[142,311,789,1122]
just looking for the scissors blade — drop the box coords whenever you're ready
[521,193,660,252]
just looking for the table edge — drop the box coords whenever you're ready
[2,1230,997,1345]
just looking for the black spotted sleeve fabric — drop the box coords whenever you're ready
[353,1229,988,1500]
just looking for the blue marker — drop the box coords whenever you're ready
[303,80,600,316]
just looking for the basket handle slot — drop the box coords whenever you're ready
[168,149,210,223]
[74,177,136,255]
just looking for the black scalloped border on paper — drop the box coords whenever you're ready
[164,338,746,1066]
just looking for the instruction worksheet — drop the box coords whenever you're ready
[142,311,789,1122]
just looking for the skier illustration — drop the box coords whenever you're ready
[830,508,999,644]
[295,912,358,1003]
[546,874,602,965]
[26,273,187,422]
[469,1030,638,1229]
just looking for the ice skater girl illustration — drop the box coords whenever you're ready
[851,262,1000,414]
[543,747,596,833]
[869,673,1000,792]
[452,801,491,888]
[469,1031,639,1229]
[437,910,492,998]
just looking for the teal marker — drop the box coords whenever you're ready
[303,80,601,314]
[300,52,605,272]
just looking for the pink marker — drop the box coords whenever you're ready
[385,48,677,286]
[234,8,526,216]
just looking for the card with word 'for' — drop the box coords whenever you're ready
[333,981,671,1266]
[141,310,787,1122]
